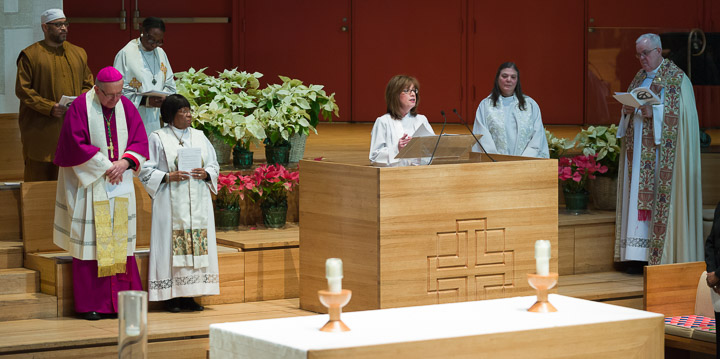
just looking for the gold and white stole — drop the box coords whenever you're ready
[86,88,130,277]
[157,127,210,269]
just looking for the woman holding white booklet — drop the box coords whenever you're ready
[139,94,220,312]
[369,75,435,167]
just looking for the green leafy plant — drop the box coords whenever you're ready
[255,76,339,146]
[545,129,575,159]
[175,67,266,149]
[573,125,621,177]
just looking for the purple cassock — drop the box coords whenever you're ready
[54,85,149,314]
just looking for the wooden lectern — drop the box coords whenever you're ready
[299,154,558,313]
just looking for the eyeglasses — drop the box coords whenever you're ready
[401,88,418,95]
[178,108,192,115]
[142,34,164,47]
[98,87,123,98]
[46,21,70,28]
[635,48,659,59]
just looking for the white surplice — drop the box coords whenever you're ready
[472,95,549,158]
[139,127,220,301]
[53,89,146,260]
[114,38,176,136]
[369,113,435,167]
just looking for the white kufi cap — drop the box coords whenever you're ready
[41,9,66,24]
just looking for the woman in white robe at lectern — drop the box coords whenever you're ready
[139,94,220,312]
[472,62,549,158]
[369,75,435,167]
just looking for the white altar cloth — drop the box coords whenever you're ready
[209,294,662,358]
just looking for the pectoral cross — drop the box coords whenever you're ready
[108,143,114,155]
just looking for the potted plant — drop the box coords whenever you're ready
[246,164,299,228]
[545,129,575,159]
[558,154,608,214]
[176,67,266,166]
[255,76,339,164]
[215,172,254,230]
[574,125,621,210]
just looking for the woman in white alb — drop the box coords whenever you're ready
[472,62,549,158]
[139,94,219,312]
[369,75,435,166]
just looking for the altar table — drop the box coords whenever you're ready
[209,294,663,358]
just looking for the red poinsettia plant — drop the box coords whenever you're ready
[216,172,255,210]
[246,164,299,208]
[558,154,608,194]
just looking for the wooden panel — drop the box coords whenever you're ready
[353,0,465,123]
[20,181,60,254]
[0,268,38,295]
[644,261,706,317]
[22,179,151,254]
[378,159,557,309]
[0,293,57,321]
[55,257,75,317]
[665,334,716,355]
[574,223,616,274]
[0,187,22,240]
[559,271,644,301]
[307,317,662,359]
[558,227,575,275]
[0,242,23,269]
[199,251,245,306]
[702,153,720,206]
[299,161,379,313]
[24,253,57,296]
[0,114,23,181]
[216,225,299,250]
[245,248,299,302]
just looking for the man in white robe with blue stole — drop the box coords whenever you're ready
[53,66,149,320]
[113,17,176,136]
[615,33,703,266]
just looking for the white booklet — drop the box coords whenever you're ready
[411,124,434,138]
[59,95,77,107]
[613,87,661,108]
[139,90,171,97]
[106,171,133,198]
[177,147,202,172]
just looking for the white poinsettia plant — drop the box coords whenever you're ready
[175,67,266,150]
[545,129,575,159]
[573,124,621,177]
[255,76,339,146]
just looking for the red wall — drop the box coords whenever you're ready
[62,0,720,127]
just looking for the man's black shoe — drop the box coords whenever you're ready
[79,311,101,320]
[164,298,181,313]
[181,297,204,312]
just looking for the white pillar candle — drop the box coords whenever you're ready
[326,258,343,293]
[535,240,551,276]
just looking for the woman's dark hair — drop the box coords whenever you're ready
[385,75,420,120]
[142,17,165,33]
[490,62,526,111]
[160,94,191,124]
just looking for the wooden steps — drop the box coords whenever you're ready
[558,271,644,309]
[0,292,57,321]
[0,268,38,295]
[0,241,22,269]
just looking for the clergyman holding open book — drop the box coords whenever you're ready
[614,33,703,268]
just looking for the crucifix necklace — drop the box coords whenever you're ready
[171,125,189,146]
[103,110,115,156]
[140,44,159,85]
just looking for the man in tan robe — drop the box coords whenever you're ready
[15,8,94,181]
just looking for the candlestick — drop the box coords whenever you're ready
[326,258,343,293]
[535,240,550,275]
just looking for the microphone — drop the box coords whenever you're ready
[428,110,449,165]
[452,108,496,162]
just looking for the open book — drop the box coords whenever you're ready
[59,95,76,107]
[139,90,171,97]
[613,87,661,108]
